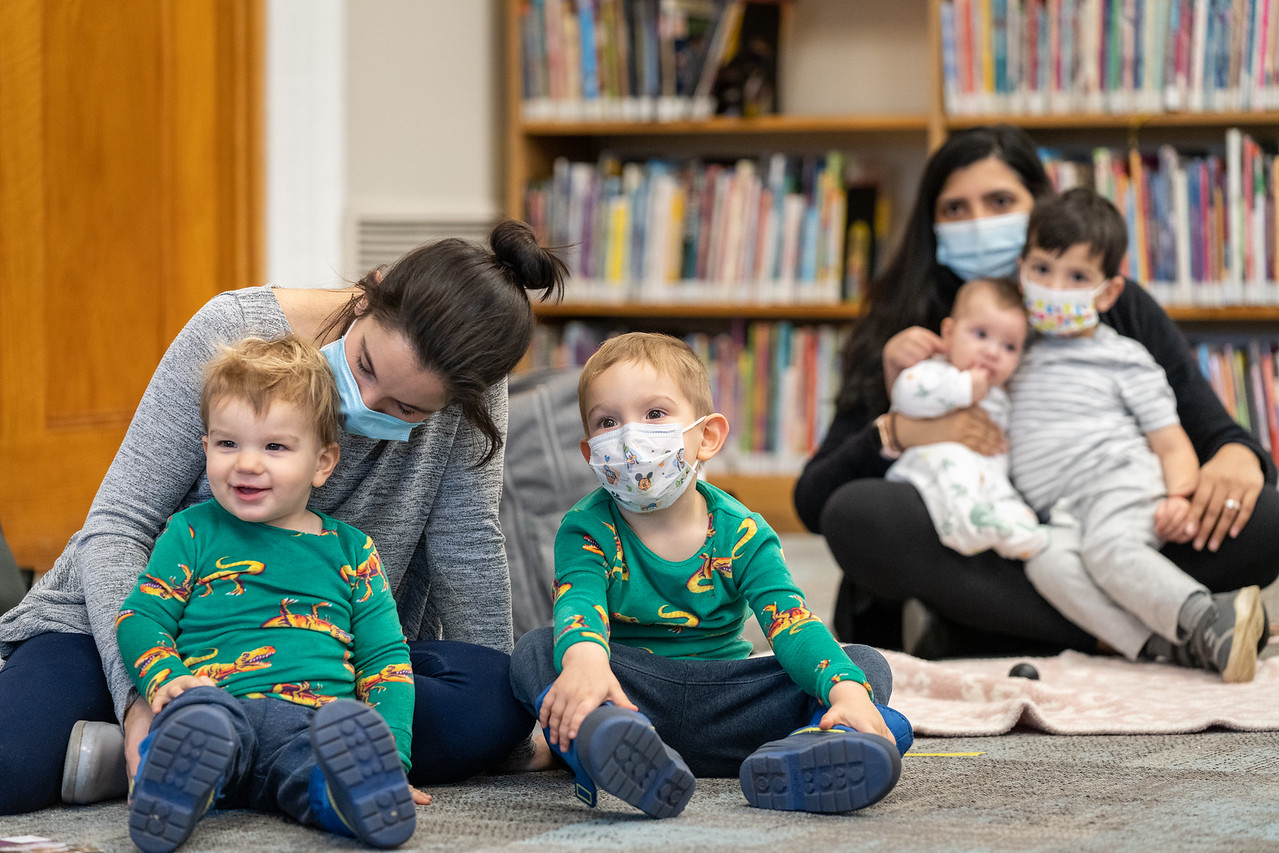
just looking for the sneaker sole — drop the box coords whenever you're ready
[128,706,235,853]
[582,715,695,819]
[739,732,900,813]
[1223,585,1265,683]
[311,701,415,848]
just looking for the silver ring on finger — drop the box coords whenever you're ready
[1224,498,1241,511]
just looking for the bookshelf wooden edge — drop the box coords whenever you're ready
[535,301,863,321]
[517,114,932,137]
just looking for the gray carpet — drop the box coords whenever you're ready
[3,729,1277,852]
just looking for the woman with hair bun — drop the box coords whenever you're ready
[0,220,566,814]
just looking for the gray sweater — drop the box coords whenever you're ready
[0,287,514,722]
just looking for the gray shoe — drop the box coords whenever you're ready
[902,598,952,659]
[62,720,129,804]
[1180,587,1266,683]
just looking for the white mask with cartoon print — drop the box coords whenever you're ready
[587,416,708,513]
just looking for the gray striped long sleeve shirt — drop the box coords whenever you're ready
[1008,324,1180,514]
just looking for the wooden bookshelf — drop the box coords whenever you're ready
[503,0,1279,531]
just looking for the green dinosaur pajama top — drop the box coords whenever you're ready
[552,481,869,704]
[117,499,414,770]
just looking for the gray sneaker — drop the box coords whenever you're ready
[62,720,129,804]
[1182,587,1266,683]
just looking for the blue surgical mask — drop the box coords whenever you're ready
[320,329,420,442]
[934,211,1029,281]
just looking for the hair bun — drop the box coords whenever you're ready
[489,220,567,303]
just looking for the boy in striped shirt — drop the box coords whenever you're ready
[1008,188,1265,683]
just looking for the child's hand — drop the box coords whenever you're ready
[1154,494,1193,543]
[539,642,636,750]
[968,367,991,403]
[409,785,432,806]
[149,674,218,713]
[819,680,893,742]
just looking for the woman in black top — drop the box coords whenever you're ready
[794,124,1279,655]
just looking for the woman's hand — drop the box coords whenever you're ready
[122,696,156,783]
[818,681,893,741]
[895,407,1005,456]
[1186,443,1266,551]
[883,327,946,393]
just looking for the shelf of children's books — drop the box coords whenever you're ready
[1165,306,1279,323]
[519,114,931,137]
[945,112,1279,132]
[534,301,862,321]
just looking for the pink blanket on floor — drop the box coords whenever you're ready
[883,649,1279,735]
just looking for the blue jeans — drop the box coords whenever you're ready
[510,627,903,777]
[143,686,320,822]
[0,633,532,814]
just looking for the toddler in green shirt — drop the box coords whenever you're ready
[117,335,418,851]
[510,332,912,819]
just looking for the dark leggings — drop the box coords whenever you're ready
[820,480,1279,655]
[0,633,533,814]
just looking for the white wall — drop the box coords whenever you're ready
[266,0,501,286]
[265,0,346,288]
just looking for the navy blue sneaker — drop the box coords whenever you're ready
[739,726,901,813]
[536,687,694,819]
[128,704,236,853]
[309,699,415,848]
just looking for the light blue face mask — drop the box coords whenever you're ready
[934,211,1029,281]
[320,330,420,442]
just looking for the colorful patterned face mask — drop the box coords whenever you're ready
[1021,278,1111,336]
[586,416,707,513]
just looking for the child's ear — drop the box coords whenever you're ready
[1094,275,1125,312]
[312,442,340,488]
[201,435,209,455]
[694,413,730,462]
[580,437,592,464]
[940,316,955,345]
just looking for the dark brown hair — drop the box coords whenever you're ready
[1024,187,1128,278]
[317,220,566,464]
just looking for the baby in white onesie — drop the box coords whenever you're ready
[886,277,1048,560]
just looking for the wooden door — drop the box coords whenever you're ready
[0,0,262,571]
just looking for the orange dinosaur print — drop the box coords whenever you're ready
[197,557,265,597]
[134,643,179,680]
[261,598,353,643]
[356,661,414,702]
[610,611,640,623]
[556,613,609,647]
[116,610,136,629]
[593,604,611,636]
[139,565,195,602]
[815,659,831,674]
[657,605,699,631]
[603,522,628,581]
[553,579,573,602]
[686,554,715,593]
[731,518,758,561]
[183,646,276,682]
[246,681,332,708]
[144,668,174,703]
[762,597,821,641]
[581,535,605,559]
[340,542,386,603]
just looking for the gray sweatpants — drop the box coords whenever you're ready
[1023,458,1206,659]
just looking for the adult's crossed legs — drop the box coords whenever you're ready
[0,632,117,814]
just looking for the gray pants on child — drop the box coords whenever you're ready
[1024,458,1206,659]
[509,627,893,777]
